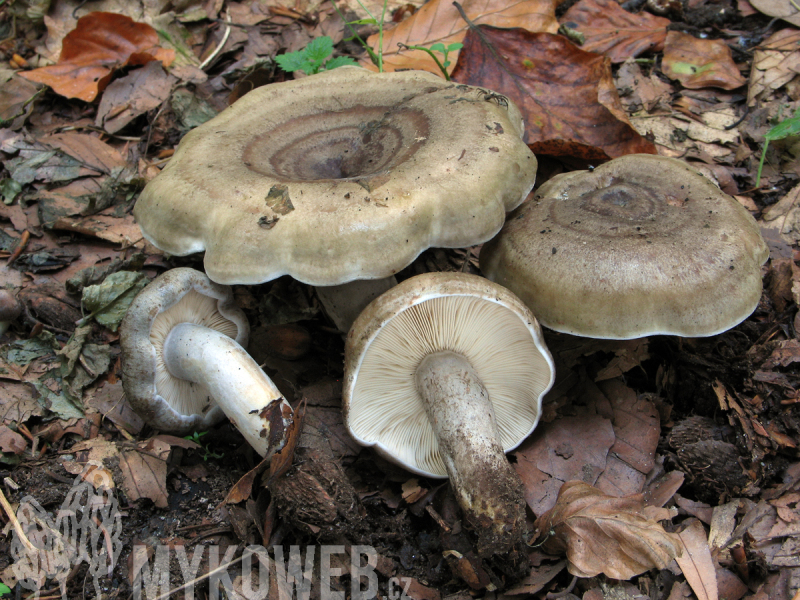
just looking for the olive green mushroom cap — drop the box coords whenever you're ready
[480,154,770,339]
[134,67,538,286]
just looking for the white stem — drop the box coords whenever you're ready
[415,350,526,556]
[163,323,291,457]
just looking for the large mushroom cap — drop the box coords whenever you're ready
[120,267,247,433]
[343,272,555,478]
[480,154,770,339]
[134,67,537,286]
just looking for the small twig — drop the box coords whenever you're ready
[200,12,232,70]
[545,576,577,599]
[0,487,36,553]
[7,230,31,266]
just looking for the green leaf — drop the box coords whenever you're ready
[447,43,463,51]
[1,178,22,205]
[430,43,446,53]
[324,56,358,70]
[766,108,800,142]
[0,583,12,596]
[304,36,334,63]
[81,271,149,332]
[275,51,312,73]
[348,18,378,24]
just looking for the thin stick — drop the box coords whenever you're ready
[0,486,36,552]
[200,12,232,70]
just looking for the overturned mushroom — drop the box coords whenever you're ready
[120,268,292,457]
[344,272,555,556]
[133,67,537,330]
[481,154,770,339]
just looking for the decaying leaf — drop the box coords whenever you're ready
[118,437,172,508]
[533,481,682,579]
[675,519,718,600]
[451,26,657,158]
[748,0,800,26]
[19,12,175,102]
[561,0,670,63]
[748,29,800,106]
[661,31,746,90]
[364,0,559,74]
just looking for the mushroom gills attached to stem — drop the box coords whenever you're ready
[415,351,526,548]
[121,267,292,458]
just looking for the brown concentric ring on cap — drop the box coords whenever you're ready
[481,154,770,339]
[134,67,538,287]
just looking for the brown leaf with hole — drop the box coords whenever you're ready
[19,12,175,102]
[561,0,670,63]
[661,31,746,90]
[533,481,682,579]
[451,27,656,159]
[363,0,559,74]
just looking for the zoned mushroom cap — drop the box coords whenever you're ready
[134,67,538,286]
[343,272,555,478]
[120,267,248,434]
[480,154,770,339]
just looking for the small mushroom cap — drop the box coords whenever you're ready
[480,154,770,339]
[0,289,22,322]
[134,67,537,286]
[120,267,249,434]
[343,272,555,478]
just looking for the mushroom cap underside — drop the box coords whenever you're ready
[134,67,538,286]
[343,272,555,478]
[120,267,249,433]
[481,154,770,339]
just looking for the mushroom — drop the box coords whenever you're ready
[0,288,22,336]
[480,154,770,339]
[120,267,292,457]
[344,272,555,556]
[133,67,537,331]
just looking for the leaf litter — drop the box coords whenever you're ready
[1,0,800,598]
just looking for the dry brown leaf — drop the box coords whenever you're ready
[662,31,746,90]
[748,0,800,26]
[363,0,559,74]
[0,424,27,454]
[118,437,172,508]
[561,0,670,63]
[533,481,682,579]
[514,411,615,515]
[95,61,177,133]
[761,181,800,246]
[676,519,718,600]
[451,27,656,158]
[748,29,800,106]
[19,12,175,102]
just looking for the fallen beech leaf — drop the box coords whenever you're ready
[118,437,171,508]
[675,519,718,600]
[364,0,559,74]
[748,29,800,106]
[451,27,656,158]
[748,0,800,26]
[661,31,746,90]
[533,481,682,579]
[0,425,27,454]
[20,12,175,102]
[561,0,670,63]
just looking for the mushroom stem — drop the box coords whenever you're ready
[163,322,291,458]
[316,276,397,333]
[415,350,527,556]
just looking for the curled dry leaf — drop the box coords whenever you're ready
[533,481,682,579]
[451,26,656,159]
[661,31,746,90]
[748,0,800,26]
[19,12,175,102]
[561,0,670,63]
[364,0,559,74]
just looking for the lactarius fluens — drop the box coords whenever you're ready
[481,154,769,339]
[132,67,537,331]
[120,267,292,458]
[344,272,555,556]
